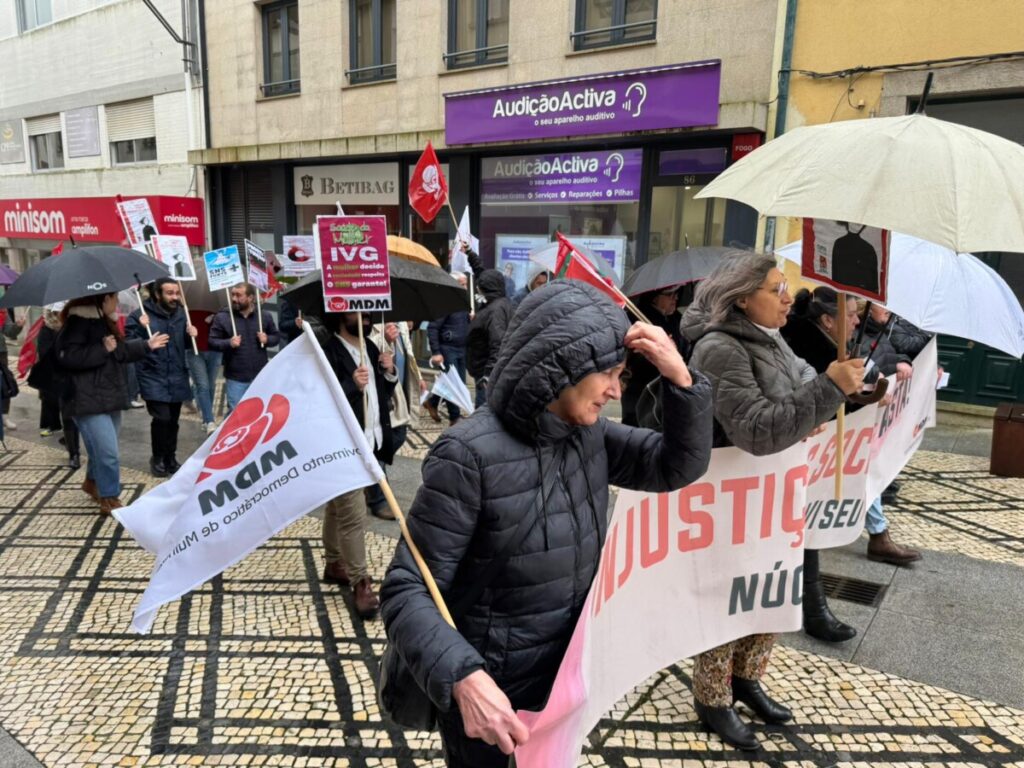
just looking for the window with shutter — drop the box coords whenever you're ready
[106,99,156,143]
[25,114,61,136]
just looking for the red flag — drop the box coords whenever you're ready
[553,233,625,308]
[17,317,44,379]
[51,242,64,256]
[261,267,283,301]
[408,141,448,223]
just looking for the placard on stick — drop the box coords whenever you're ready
[116,198,159,252]
[203,245,244,291]
[244,239,270,292]
[314,215,391,313]
[151,235,196,281]
[280,235,317,276]
[801,218,890,303]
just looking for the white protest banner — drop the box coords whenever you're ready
[114,326,383,633]
[449,206,478,274]
[203,245,244,292]
[116,198,159,252]
[431,366,474,415]
[865,339,938,501]
[150,235,197,281]
[802,403,878,549]
[516,442,808,768]
[281,235,317,276]
[244,239,270,292]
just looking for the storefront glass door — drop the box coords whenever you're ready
[648,184,725,258]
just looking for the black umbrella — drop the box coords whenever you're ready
[623,247,730,298]
[279,257,470,323]
[0,244,169,308]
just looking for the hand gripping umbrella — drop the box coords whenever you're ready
[0,244,169,309]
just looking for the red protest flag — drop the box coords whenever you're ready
[554,233,626,308]
[17,317,44,379]
[408,141,448,223]
[51,242,64,256]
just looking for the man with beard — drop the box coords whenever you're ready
[208,282,279,412]
[126,277,199,477]
[321,311,398,618]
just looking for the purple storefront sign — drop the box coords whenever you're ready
[444,61,721,145]
[658,147,728,176]
[482,149,642,204]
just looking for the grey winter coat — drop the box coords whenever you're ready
[682,306,845,455]
[889,317,932,358]
[381,281,713,717]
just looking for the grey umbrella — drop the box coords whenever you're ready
[0,244,169,308]
[622,247,730,298]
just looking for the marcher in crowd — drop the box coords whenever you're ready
[1,307,24,431]
[425,274,470,424]
[511,263,551,308]
[681,253,865,750]
[28,307,81,467]
[381,281,714,767]
[622,286,691,426]
[56,293,168,514]
[185,308,221,434]
[322,311,397,618]
[889,314,933,358]
[466,269,512,408]
[127,278,198,477]
[366,320,427,519]
[278,296,304,348]
[208,283,279,412]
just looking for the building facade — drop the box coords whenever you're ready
[192,0,783,290]
[778,0,1024,407]
[0,0,207,275]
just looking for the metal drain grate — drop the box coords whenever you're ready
[820,573,887,607]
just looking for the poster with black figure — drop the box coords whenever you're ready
[801,218,889,303]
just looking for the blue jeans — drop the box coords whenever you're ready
[866,495,888,535]
[75,411,123,498]
[224,379,251,413]
[430,347,466,422]
[187,350,222,424]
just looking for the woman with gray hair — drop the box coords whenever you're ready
[680,250,865,750]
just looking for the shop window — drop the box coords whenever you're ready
[17,0,51,32]
[446,0,509,70]
[261,1,300,96]
[348,0,397,84]
[111,137,158,165]
[573,0,656,51]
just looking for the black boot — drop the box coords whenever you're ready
[149,456,168,478]
[68,453,81,470]
[164,455,181,474]
[732,677,792,723]
[694,701,759,751]
[803,550,856,643]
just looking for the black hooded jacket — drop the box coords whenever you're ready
[466,269,512,380]
[380,281,714,718]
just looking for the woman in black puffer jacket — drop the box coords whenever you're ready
[56,293,167,514]
[381,280,713,767]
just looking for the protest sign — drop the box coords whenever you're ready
[150,235,196,281]
[802,218,890,303]
[314,215,391,313]
[115,326,383,633]
[244,239,270,292]
[516,441,809,768]
[281,235,317,276]
[203,245,244,292]
[116,198,159,251]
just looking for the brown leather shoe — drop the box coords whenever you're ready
[353,577,380,619]
[868,530,922,567]
[323,560,350,586]
[99,497,123,516]
[424,401,441,423]
[82,478,100,501]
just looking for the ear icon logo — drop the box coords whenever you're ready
[623,83,647,117]
[603,152,625,183]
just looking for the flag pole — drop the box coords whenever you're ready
[357,311,368,429]
[565,242,651,324]
[445,200,475,314]
[226,289,237,337]
[254,289,265,348]
[177,281,199,355]
[834,291,848,500]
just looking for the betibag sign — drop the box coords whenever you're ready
[314,215,391,312]
[802,218,890,303]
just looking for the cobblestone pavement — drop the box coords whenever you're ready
[0,435,1022,767]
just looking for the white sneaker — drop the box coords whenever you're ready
[205,422,218,435]
[130,398,145,409]
[3,418,16,431]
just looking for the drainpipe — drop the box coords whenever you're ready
[760,0,798,253]
[197,0,211,151]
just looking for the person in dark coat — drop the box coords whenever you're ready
[0,308,24,430]
[381,281,714,767]
[425,273,470,424]
[889,315,933,358]
[56,293,168,514]
[321,311,398,618]
[208,283,279,412]
[465,269,512,408]
[126,278,198,477]
[28,308,81,467]
[510,262,551,308]
[622,286,691,426]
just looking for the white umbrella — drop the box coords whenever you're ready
[697,113,1024,254]
[777,233,1024,358]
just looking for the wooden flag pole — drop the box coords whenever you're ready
[177,281,199,355]
[254,288,265,348]
[134,287,153,339]
[834,291,848,500]
[357,311,369,429]
[226,289,238,337]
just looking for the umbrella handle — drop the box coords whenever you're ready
[848,375,889,406]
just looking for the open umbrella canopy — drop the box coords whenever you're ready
[777,233,1024,358]
[697,113,1024,254]
[279,258,469,323]
[387,235,440,267]
[622,247,728,297]
[0,264,19,287]
[528,242,621,286]
[0,244,169,309]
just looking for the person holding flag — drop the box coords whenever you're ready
[380,280,714,767]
